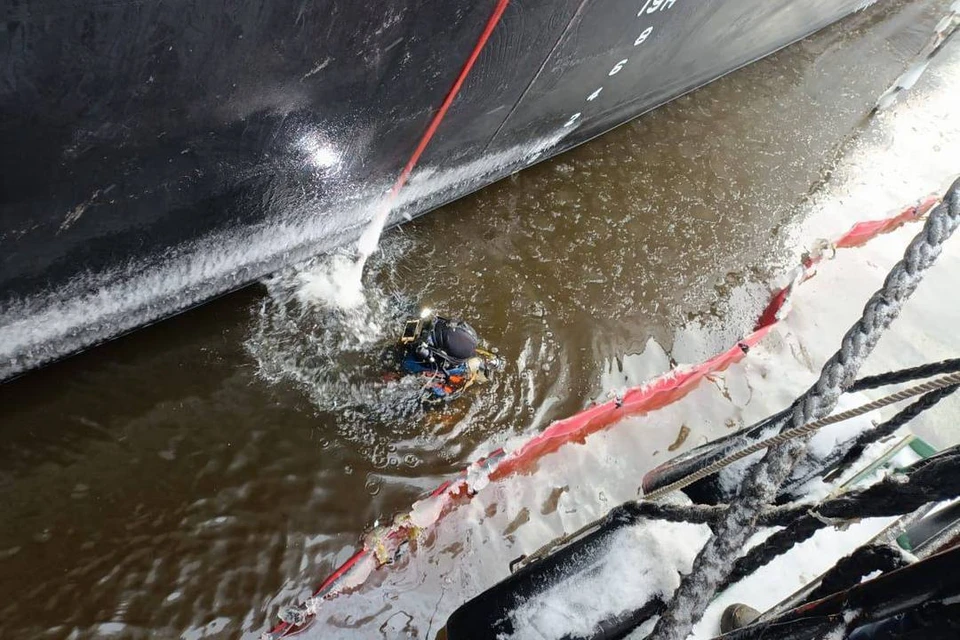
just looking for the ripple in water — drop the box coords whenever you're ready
[245,229,547,474]
[246,236,425,426]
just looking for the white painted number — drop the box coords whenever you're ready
[638,0,677,17]
[634,26,653,46]
[573,0,675,133]
[608,59,628,76]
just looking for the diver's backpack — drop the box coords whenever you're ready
[431,318,479,362]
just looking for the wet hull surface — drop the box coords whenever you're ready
[4,0,872,380]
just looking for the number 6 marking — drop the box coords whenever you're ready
[608,59,628,76]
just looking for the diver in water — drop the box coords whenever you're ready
[394,312,500,405]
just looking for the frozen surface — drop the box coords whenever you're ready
[507,520,710,640]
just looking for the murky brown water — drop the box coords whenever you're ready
[0,2,949,638]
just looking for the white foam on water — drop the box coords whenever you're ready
[250,243,402,382]
[294,252,367,311]
[409,493,447,529]
[294,197,391,315]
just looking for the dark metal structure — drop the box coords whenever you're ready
[1,0,871,379]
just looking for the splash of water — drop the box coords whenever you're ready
[243,176,431,464]
[294,252,367,311]
[356,200,394,268]
[245,235,435,458]
[247,132,572,462]
[293,128,569,313]
[289,195,392,315]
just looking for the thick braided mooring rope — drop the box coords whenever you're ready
[648,177,960,640]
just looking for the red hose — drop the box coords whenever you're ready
[390,0,511,197]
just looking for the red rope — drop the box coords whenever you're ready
[389,0,511,197]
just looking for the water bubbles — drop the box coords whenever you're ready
[371,450,389,469]
[32,529,53,543]
[364,476,381,496]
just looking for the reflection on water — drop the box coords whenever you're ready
[0,2,950,638]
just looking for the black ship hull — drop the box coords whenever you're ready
[0,0,874,380]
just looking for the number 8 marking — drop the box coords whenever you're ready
[634,26,653,46]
